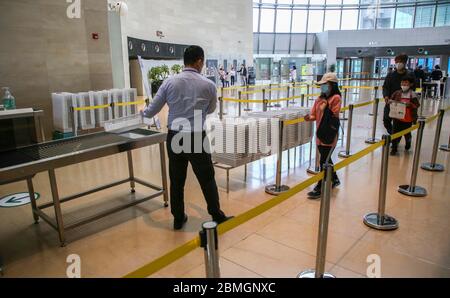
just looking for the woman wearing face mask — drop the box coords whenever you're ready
[388,75,420,156]
[304,73,342,199]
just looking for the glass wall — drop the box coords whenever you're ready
[253,0,450,34]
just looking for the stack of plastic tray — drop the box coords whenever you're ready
[94,90,112,127]
[51,88,138,134]
[280,107,313,146]
[210,117,253,167]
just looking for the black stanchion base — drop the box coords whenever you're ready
[306,167,320,175]
[265,184,290,195]
[439,144,450,152]
[421,162,445,172]
[297,270,335,278]
[340,118,349,121]
[363,213,399,230]
[338,151,352,158]
[273,104,281,108]
[398,185,427,197]
[243,108,252,111]
[368,112,374,116]
[365,138,380,144]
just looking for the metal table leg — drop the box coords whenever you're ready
[0,256,3,276]
[27,177,39,224]
[48,169,66,247]
[159,143,169,207]
[127,151,136,193]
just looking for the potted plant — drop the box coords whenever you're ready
[148,65,170,96]
[171,64,182,75]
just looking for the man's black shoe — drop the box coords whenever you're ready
[307,189,321,199]
[214,216,234,225]
[405,142,411,151]
[332,179,341,188]
[174,214,188,230]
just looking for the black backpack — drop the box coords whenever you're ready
[316,100,340,145]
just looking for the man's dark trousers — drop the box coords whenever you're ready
[383,104,393,135]
[166,130,225,222]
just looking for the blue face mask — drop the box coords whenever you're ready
[320,84,329,94]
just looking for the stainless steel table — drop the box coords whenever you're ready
[0,128,168,246]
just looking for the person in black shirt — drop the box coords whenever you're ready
[382,54,416,134]
[431,65,443,98]
[414,65,426,84]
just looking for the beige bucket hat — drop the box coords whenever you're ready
[317,72,338,85]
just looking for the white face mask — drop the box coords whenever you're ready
[401,86,410,92]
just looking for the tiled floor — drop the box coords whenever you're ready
[0,88,449,278]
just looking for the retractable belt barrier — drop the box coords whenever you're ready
[124,103,447,279]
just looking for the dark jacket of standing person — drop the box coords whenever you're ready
[414,66,426,83]
[431,66,443,81]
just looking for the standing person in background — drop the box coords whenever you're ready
[304,73,342,199]
[414,65,426,84]
[431,65,443,98]
[290,66,297,83]
[225,70,230,87]
[238,64,247,86]
[219,67,226,88]
[382,54,416,134]
[230,66,236,86]
[389,76,420,156]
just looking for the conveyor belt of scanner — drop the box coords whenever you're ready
[0,133,129,168]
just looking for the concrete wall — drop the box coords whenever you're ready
[0,0,113,136]
[118,0,254,88]
[316,26,450,67]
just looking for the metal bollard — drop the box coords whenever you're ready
[200,221,221,278]
[265,120,290,195]
[298,164,335,278]
[369,86,379,116]
[287,86,291,107]
[238,91,242,117]
[440,134,450,152]
[421,109,445,171]
[301,94,305,107]
[365,98,380,144]
[267,84,274,108]
[244,86,251,111]
[306,85,310,108]
[262,89,268,112]
[398,119,427,197]
[419,79,425,118]
[363,135,399,230]
[219,97,224,120]
[338,104,354,158]
[307,143,321,175]
[341,89,348,121]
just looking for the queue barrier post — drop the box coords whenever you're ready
[341,88,348,121]
[306,85,310,108]
[238,91,242,117]
[301,94,305,107]
[398,119,427,197]
[287,86,291,108]
[298,164,335,278]
[307,142,321,175]
[265,120,290,195]
[440,133,450,152]
[219,97,224,120]
[339,104,354,158]
[365,98,380,144]
[200,221,221,278]
[363,135,399,230]
[244,86,251,112]
[369,86,379,116]
[263,89,268,112]
[421,109,445,171]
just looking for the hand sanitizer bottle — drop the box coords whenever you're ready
[2,87,16,110]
